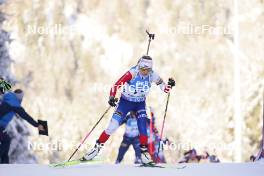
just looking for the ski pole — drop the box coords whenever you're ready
[146,30,155,55]
[160,78,175,138]
[160,92,170,139]
[158,92,170,154]
[67,106,111,161]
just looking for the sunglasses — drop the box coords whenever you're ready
[139,67,152,72]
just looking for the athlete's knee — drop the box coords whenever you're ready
[112,111,124,124]
[105,118,120,135]
[136,110,147,119]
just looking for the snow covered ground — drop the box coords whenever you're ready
[0,163,263,176]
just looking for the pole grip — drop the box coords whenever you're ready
[145,30,155,55]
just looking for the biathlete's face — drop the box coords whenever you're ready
[139,67,151,76]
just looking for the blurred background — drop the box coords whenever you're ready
[0,0,263,164]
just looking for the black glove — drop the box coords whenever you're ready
[38,120,49,136]
[168,78,175,87]
[108,96,118,107]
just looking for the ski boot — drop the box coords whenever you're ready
[81,140,103,161]
[115,160,121,164]
[134,156,142,164]
[140,145,154,164]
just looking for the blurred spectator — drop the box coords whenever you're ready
[208,154,220,163]
[0,86,44,163]
[254,149,264,162]
[178,149,220,163]
[115,111,141,164]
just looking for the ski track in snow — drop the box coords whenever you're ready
[0,163,264,176]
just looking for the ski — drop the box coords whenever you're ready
[175,165,187,169]
[137,163,187,169]
[138,163,165,168]
[137,161,167,168]
[50,159,81,168]
[50,158,102,168]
